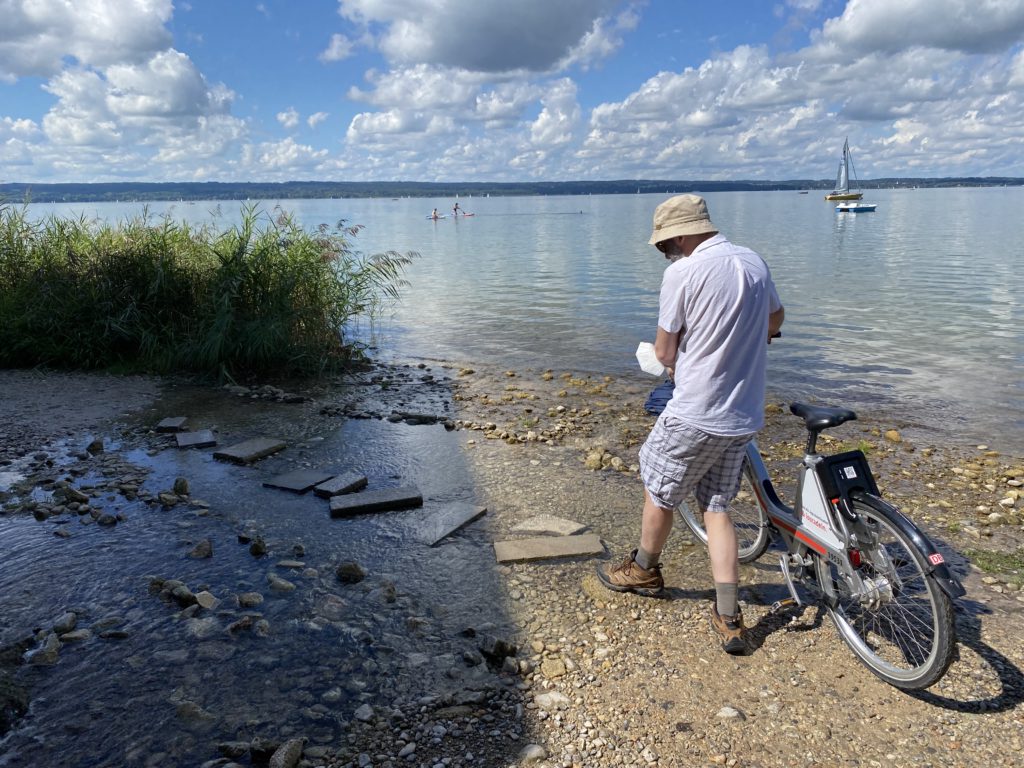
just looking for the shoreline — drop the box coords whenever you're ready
[1,363,1023,767]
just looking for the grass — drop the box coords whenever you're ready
[963,547,1024,575]
[0,204,416,378]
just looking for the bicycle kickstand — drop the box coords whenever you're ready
[772,554,805,614]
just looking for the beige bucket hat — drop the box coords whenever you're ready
[648,194,718,245]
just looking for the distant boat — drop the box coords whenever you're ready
[797,191,809,194]
[825,138,864,201]
[835,201,876,213]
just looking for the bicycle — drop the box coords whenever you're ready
[678,402,964,690]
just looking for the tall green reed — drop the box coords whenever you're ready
[0,204,416,377]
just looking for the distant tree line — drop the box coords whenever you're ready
[2,177,1022,204]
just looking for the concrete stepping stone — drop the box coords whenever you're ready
[493,533,604,564]
[329,486,422,518]
[313,471,369,498]
[511,515,587,536]
[214,438,286,464]
[417,503,487,546]
[176,430,216,449]
[262,469,334,494]
[157,416,189,433]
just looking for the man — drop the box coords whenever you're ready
[597,194,784,655]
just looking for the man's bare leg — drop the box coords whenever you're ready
[639,487,674,565]
[704,509,738,583]
[705,509,739,616]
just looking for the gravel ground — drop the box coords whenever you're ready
[1,364,1022,768]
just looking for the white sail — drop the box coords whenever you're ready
[826,137,862,199]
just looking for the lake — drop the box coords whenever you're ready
[24,187,1024,452]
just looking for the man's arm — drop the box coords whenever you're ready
[654,326,680,370]
[768,306,785,339]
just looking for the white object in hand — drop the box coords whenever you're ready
[635,342,666,377]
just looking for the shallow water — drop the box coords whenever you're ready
[0,373,522,767]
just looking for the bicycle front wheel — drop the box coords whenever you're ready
[815,500,956,690]
[677,459,770,564]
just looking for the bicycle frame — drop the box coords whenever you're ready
[743,440,965,602]
[744,441,848,567]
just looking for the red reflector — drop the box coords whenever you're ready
[849,549,862,567]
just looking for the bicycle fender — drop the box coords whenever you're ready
[850,491,966,600]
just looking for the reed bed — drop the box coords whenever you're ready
[0,204,415,378]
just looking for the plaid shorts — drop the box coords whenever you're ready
[639,413,753,513]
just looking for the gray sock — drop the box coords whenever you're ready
[634,547,660,571]
[715,582,739,617]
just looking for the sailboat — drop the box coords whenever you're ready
[825,138,864,200]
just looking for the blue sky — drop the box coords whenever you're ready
[2,0,1024,183]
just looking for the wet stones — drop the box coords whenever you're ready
[52,611,77,635]
[223,383,307,403]
[262,469,333,493]
[175,430,216,449]
[237,591,264,608]
[214,437,286,464]
[267,572,296,592]
[188,538,213,559]
[156,416,188,433]
[336,561,366,584]
[151,577,198,608]
[313,471,368,498]
[328,486,422,518]
[24,633,61,666]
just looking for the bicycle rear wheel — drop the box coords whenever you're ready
[677,459,770,564]
[815,500,956,690]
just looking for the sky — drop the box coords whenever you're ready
[2,0,1024,184]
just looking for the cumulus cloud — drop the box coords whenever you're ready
[0,0,174,81]
[243,137,329,172]
[348,64,483,111]
[816,0,1024,55]
[336,0,622,72]
[558,6,640,71]
[277,107,300,129]
[307,111,329,128]
[319,33,355,62]
[529,79,580,146]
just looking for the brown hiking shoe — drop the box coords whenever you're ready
[710,604,748,655]
[596,550,665,597]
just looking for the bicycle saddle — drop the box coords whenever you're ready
[789,402,858,432]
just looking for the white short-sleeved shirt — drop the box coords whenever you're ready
[658,233,782,436]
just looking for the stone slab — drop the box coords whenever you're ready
[493,534,605,564]
[511,515,587,536]
[262,469,334,494]
[329,486,422,518]
[176,430,216,449]
[214,438,286,464]
[417,503,487,546]
[313,471,369,498]
[157,416,189,433]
